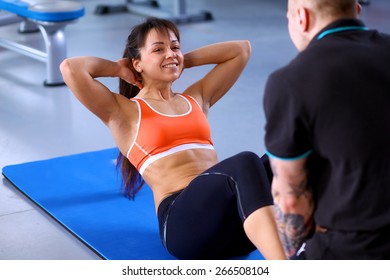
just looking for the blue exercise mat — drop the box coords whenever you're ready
[2,148,264,260]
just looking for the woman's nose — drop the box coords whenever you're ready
[166,48,177,58]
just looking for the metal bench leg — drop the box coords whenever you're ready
[38,23,67,86]
[19,20,39,33]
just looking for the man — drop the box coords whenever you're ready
[263,0,390,259]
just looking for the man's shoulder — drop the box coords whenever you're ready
[268,52,310,83]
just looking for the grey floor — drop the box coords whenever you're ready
[0,0,389,260]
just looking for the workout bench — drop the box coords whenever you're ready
[95,0,213,24]
[0,0,85,86]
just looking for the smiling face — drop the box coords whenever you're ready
[134,28,183,86]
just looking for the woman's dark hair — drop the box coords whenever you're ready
[117,17,181,199]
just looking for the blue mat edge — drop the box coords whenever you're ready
[2,150,113,259]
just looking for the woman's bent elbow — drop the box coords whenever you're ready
[241,40,252,59]
[59,59,71,77]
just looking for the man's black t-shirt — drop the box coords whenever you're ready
[264,19,390,233]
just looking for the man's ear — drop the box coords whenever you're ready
[297,7,310,32]
[357,3,362,15]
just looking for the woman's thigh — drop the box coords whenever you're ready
[163,152,272,259]
[164,172,255,259]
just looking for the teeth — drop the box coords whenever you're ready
[163,64,177,68]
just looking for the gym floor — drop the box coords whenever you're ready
[0,0,389,260]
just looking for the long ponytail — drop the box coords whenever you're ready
[117,22,143,200]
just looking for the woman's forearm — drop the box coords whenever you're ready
[183,40,251,69]
[61,56,125,80]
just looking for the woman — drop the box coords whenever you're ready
[60,17,285,260]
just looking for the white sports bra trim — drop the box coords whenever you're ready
[134,94,192,117]
[126,99,141,159]
[186,95,203,111]
[139,143,215,175]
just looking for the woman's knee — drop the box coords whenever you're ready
[232,151,268,174]
[235,152,272,182]
[233,151,262,165]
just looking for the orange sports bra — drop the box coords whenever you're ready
[126,94,214,175]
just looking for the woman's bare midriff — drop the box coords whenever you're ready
[141,149,219,212]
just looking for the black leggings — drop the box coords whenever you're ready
[157,151,273,260]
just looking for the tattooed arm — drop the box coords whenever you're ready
[269,156,314,258]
